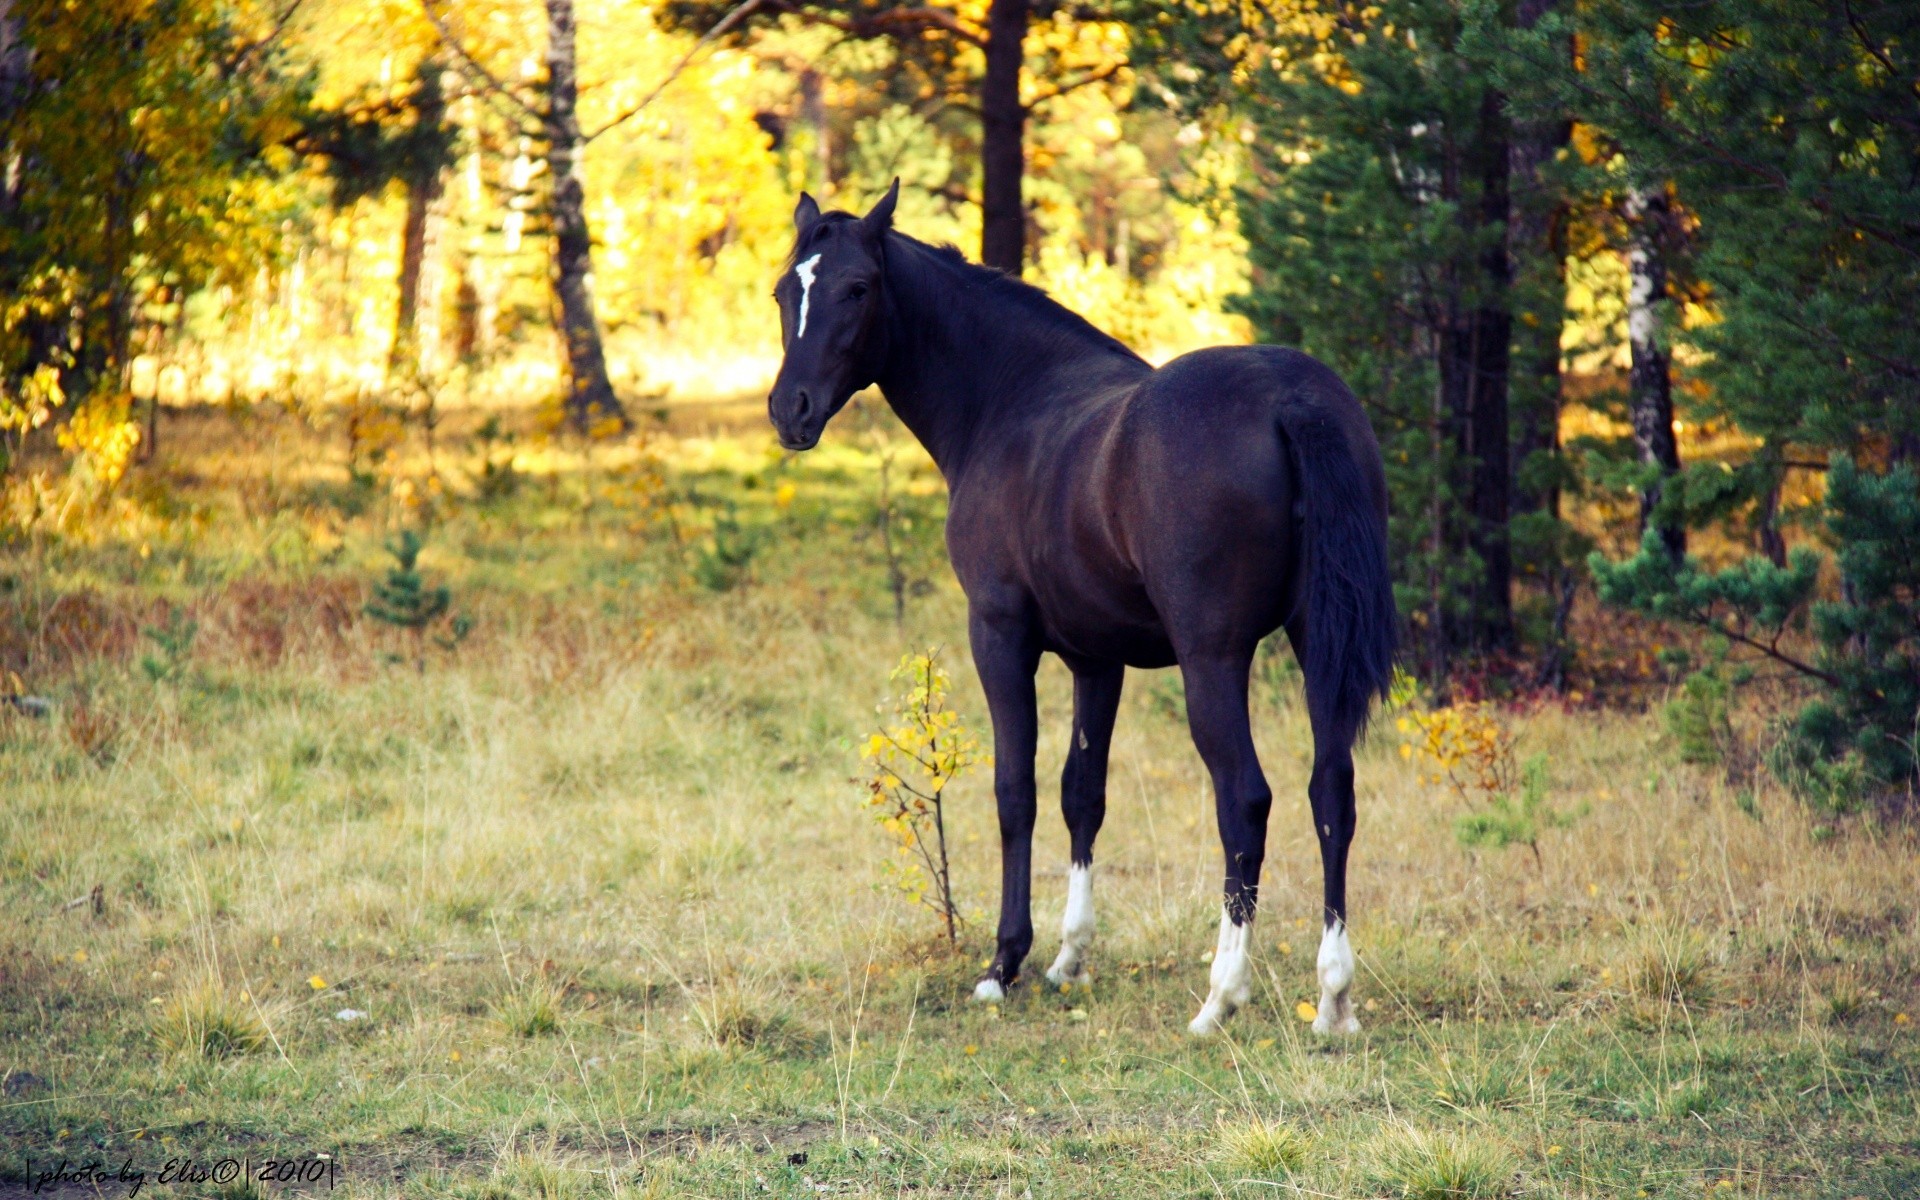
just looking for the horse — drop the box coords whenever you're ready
[766,181,1397,1035]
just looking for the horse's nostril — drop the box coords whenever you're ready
[795,389,814,418]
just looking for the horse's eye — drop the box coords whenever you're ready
[848,282,869,301]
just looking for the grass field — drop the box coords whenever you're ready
[3,402,1917,1198]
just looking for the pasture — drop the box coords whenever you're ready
[2,403,1915,1199]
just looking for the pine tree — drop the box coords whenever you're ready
[1210,0,1533,677]
[1519,0,1920,801]
[364,530,463,672]
[1593,456,1920,805]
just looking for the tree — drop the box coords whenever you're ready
[664,0,1128,274]
[1594,457,1920,803]
[1622,181,1683,559]
[1541,0,1920,798]
[1172,0,1523,677]
[0,0,307,415]
[298,38,461,380]
[1513,0,1920,467]
[390,58,453,377]
[423,0,624,431]
[1502,0,1582,682]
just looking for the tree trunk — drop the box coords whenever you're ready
[1507,0,1568,521]
[799,66,831,191]
[0,0,27,215]
[1449,86,1514,651]
[1757,477,1787,567]
[1625,182,1684,559]
[390,60,448,381]
[979,0,1027,274]
[544,0,622,433]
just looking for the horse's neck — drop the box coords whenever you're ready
[873,240,1142,479]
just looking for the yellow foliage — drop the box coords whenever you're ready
[57,396,142,490]
[0,364,65,440]
[860,649,983,939]
[1397,702,1517,801]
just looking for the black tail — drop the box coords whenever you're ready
[1276,404,1398,737]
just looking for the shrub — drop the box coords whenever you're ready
[1453,753,1584,866]
[1593,455,1920,810]
[860,649,984,943]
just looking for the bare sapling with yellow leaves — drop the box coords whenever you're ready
[1398,701,1519,801]
[860,650,986,944]
[1398,697,1584,866]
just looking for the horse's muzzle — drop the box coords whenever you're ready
[769,384,828,451]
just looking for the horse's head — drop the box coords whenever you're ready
[767,180,897,451]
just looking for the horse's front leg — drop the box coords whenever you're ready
[968,605,1042,1002]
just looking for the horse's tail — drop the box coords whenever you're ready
[1275,400,1398,738]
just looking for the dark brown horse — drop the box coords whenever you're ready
[768,183,1396,1034]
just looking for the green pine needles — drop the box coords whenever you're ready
[1594,456,1920,810]
[1455,753,1585,867]
[364,530,471,671]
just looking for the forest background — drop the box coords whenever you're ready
[1,1,1917,1196]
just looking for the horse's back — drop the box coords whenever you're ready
[1121,344,1385,515]
[1108,344,1383,653]
[949,341,1380,665]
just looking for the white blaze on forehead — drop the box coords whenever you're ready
[793,253,823,340]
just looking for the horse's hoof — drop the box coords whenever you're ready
[1187,1001,1230,1037]
[1044,955,1090,989]
[972,978,1005,1003]
[1311,997,1361,1036]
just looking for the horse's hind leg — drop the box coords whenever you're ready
[1179,650,1271,1035]
[1045,660,1124,988]
[1305,721,1360,1034]
[1290,621,1362,1034]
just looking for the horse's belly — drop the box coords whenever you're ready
[1033,583,1177,668]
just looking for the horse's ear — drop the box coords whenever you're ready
[793,192,822,234]
[861,178,900,237]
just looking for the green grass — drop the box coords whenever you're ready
[2,402,1918,1197]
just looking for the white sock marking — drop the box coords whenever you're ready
[972,978,1004,1003]
[793,253,822,339]
[1312,919,1360,1035]
[1188,909,1253,1036]
[1046,864,1095,986]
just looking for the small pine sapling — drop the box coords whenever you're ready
[471,416,519,502]
[1658,639,1755,772]
[689,500,759,592]
[140,608,198,682]
[364,530,470,671]
[1453,753,1586,868]
[860,649,985,943]
[1400,704,1584,867]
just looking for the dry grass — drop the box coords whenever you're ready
[1216,1116,1311,1179]
[1368,1126,1518,1200]
[1,402,1916,1197]
[149,981,273,1059]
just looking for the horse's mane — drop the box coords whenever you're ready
[886,231,1146,366]
[787,212,1145,368]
